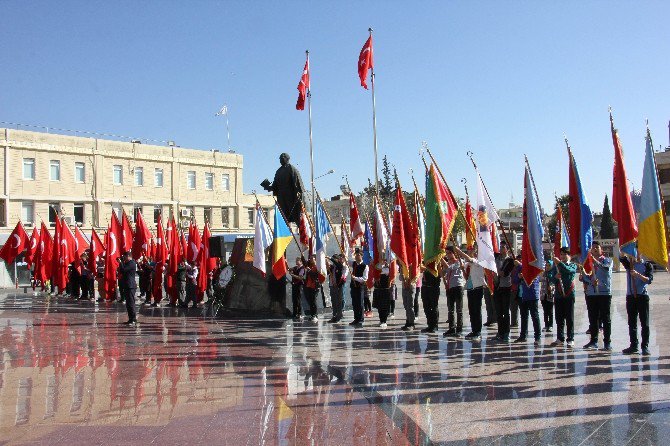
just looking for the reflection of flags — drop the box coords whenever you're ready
[567,148,593,265]
[424,164,458,276]
[349,193,364,243]
[475,170,499,273]
[253,206,273,276]
[272,204,293,279]
[611,112,638,256]
[296,58,309,111]
[638,128,668,265]
[521,167,545,286]
[314,199,331,283]
[358,34,374,89]
[554,206,570,257]
[0,221,28,264]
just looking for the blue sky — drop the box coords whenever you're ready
[2,1,669,214]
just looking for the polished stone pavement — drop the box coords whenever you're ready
[1,271,670,445]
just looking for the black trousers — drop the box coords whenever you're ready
[494,287,511,337]
[421,286,440,330]
[519,299,541,340]
[555,296,575,342]
[467,287,484,335]
[351,286,364,322]
[541,299,554,329]
[447,286,464,332]
[123,287,137,322]
[292,284,303,317]
[587,295,612,344]
[414,287,420,317]
[364,288,372,312]
[305,287,318,317]
[626,294,650,348]
[330,285,344,320]
[376,288,391,323]
[80,279,89,299]
[510,293,519,326]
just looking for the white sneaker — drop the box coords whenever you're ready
[379,323,387,329]
[566,341,575,348]
[311,316,318,322]
[390,314,395,319]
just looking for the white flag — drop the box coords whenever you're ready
[475,170,499,273]
[253,207,273,276]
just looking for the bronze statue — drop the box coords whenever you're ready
[261,153,305,224]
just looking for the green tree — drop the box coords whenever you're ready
[546,194,571,241]
[600,195,615,239]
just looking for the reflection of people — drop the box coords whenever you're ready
[260,153,305,224]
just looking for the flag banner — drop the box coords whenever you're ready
[314,199,332,282]
[166,216,180,302]
[423,164,457,276]
[349,192,365,243]
[0,221,28,265]
[554,206,570,258]
[253,206,273,276]
[341,217,352,261]
[272,204,293,279]
[371,197,390,275]
[363,221,374,266]
[415,191,425,255]
[465,197,476,250]
[187,221,200,264]
[296,58,309,111]
[358,34,373,89]
[74,225,89,261]
[298,203,312,249]
[475,170,499,273]
[152,214,168,302]
[197,224,213,298]
[122,211,134,253]
[132,210,152,259]
[89,228,104,272]
[611,113,638,256]
[521,167,545,286]
[391,186,416,279]
[105,212,124,298]
[24,226,40,267]
[34,221,53,283]
[567,148,593,265]
[638,128,668,265]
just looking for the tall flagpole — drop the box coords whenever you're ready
[368,28,379,191]
[306,50,315,216]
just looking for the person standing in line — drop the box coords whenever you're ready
[414,273,422,320]
[483,285,496,328]
[581,241,614,351]
[514,274,542,346]
[182,261,198,309]
[420,264,441,334]
[551,247,578,348]
[289,257,306,321]
[303,256,320,322]
[79,253,91,300]
[620,253,654,355]
[540,259,555,333]
[400,268,417,331]
[509,255,522,328]
[119,251,138,325]
[327,255,347,323]
[375,260,392,329]
[494,242,516,342]
[454,246,486,342]
[442,247,465,338]
[349,249,369,326]
[176,259,187,307]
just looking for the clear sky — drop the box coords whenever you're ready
[2,1,669,214]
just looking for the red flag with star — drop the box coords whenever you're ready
[296,57,309,110]
[358,34,373,89]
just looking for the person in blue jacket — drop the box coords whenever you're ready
[619,253,654,355]
[580,241,614,351]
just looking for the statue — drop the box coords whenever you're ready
[261,153,305,224]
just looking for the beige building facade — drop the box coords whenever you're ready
[0,128,274,235]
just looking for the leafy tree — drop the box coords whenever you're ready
[546,194,571,241]
[600,195,615,239]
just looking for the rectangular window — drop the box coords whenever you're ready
[204,207,212,223]
[50,160,61,181]
[0,199,6,227]
[74,162,85,183]
[73,203,84,225]
[111,204,122,221]
[154,168,164,187]
[133,205,143,222]
[21,202,34,225]
[113,165,123,185]
[134,167,144,186]
[23,158,35,180]
[221,174,230,191]
[205,172,214,190]
[187,171,196,189]
[154,205,162,224]
[247,208,254,226]
[48,203,60,227]
[221,207,230,228]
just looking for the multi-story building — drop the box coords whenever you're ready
[0,128,274,235]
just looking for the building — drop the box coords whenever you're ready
[654,122,670,216]
[0,128,274,235]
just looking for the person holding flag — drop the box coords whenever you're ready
[349,248,369,326]
[551,248,578,348]
[289,257,306,321]
[619,253,654,355]
[579,241,613,351]
[454,246,487,341]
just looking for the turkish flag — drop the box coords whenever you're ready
[180,231,187,259]
[296,58,309,111]
[104,212,123,298]
[61,224,77,267]
[25,226,40,267]
[74,226,89,261]
[152,214,167,303]
[0,221,28,264]
[132,210,151,259]
[358,34,373,89]
[187,222,200,264]
[121,211,134,253]
[89,228,104,272]
[197,224,213,300]
[166,216,180,303]
[298,205,312,249]
[34,222,53,284]
[51,217,63,289]
[349,193,365,243]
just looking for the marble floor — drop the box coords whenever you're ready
[1,271,669,445]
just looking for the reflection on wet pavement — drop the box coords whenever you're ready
[1,272,670,445]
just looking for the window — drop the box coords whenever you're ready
[113,165,123,185]
[204,207,212,223]
[23,158,35,180]
[221,174,230,191]
[154,168,164,187]
[21,202,34,225]
[48,203,61,227]
[205,172,214,190]
[73,203,84,225]
[187,171,196,189]
[134,167,144,186]
[133,205,143,221]
[247,208,254,226]
[75,162,85,183]
[154,205,162,224]
[221,207,230,228]
[0,199,6,227]
[50,160,61,181]
[111,204,122,220]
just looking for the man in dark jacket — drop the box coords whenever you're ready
[119,251,138,324]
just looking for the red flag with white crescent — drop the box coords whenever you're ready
[74,225,89,261]
[0,221,28,264]
[104,212,123,298]
[25,226,40,267]
[89,228,104,272]
[358,34,374,89]
[296,57,310,111]
[349,193,364,243]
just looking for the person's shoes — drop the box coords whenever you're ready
[444,328,456,336]
[464,332,476,340]
[150,302,158,307]
[327,318,336,323]
[468,334,481,342]
[534,338,541,346]
[546,327,553,333]
[122,320,136,325]
[483,321,496,327]
[379,323,387,329]
[641,346,650,355]
[311,316,318,322]
[454,332,464,339]
[602,342,612,351]
[390,314,395,319]
[401,325,414,331]
[550,340,564,347]
[510,323,518,328]
[622,345,639,354]
[583,341,599,350]
[513,337,527,344]
[421,327,435,333]
[349,320,358,326]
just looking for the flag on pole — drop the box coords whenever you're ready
[638,127,668,265]
[197,223,213,298]
[521,167,545,286]
[34,222,53,286]
[415,190,425,254]
[358,34,374,89]
[424,164,458,276]
[74,225,89,261]
[187,221,201,264]
[298,203,312,250]
[25,226,40,267]
[0,221,28,264]
[465,196,476,250]
[132,210,152,259]
[253,205,273,276]
[554,206,570,258]
[152,214,167,302]
[314,199,331,283]
[567,147,593,265]
[105,212,123,298]
[166,216,180,303]
[51,216,64,290]
[296,57,309,111]
[362,221,373,265]
[272,204,293,279]
[349,192,364,243]
[391,186,416,279]
[611,111,638,256]
[372,197,390,271]
[475,170,499,273]
[121,211,134,253]
[341,216,352,261]
[89,228,104,272]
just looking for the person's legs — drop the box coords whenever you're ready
[600,295,612,345]
[467,289,480,335]
[306,288,318,318]
[484,289,495,325]
[351,287,363,323]
[329,286,342,320]
[364,288,372,313]
[500,288,511,339]
[178,281,186,306]
[530,300,541,341]
[586,295,599,343]
[566,297,575,343]
[378,290,390,324]
[403,287,415,327]
[510,294,519,327]
[625,295,639,349]
[292,285,302,317]
[639,295,650,350]
[125,287,137,322]
[414,287,420,317]
[455,287,463,333]
[555,298,566,342]
[446,289,456,332]
[518,301,529,339]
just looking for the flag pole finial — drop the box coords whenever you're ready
[368,27,373,33]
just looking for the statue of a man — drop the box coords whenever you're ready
[261,153,305,224]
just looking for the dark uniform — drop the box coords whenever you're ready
[119,257,138,323]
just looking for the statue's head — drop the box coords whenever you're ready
[279,153,290,166]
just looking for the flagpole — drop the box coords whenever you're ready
[315,190,346,256]
[306,50,316,216]
[524,154,544,219]
[648,122,670,267]
[225,111,231,151]
[368,28,380,190]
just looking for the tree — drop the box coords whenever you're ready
[381,155,393,198]
[600,195,615,239]
[546,194,571,241]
